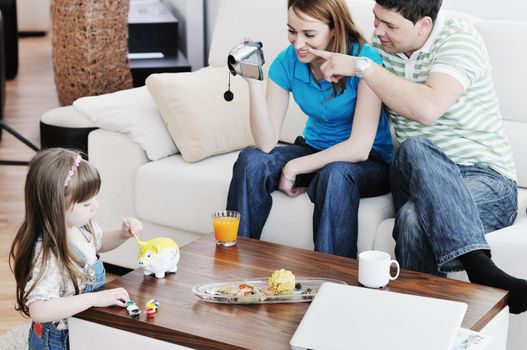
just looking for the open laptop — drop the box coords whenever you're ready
[290,282,467,350]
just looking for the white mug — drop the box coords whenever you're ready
[358,250,400,288]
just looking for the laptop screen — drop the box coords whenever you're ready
[290,282,467,350]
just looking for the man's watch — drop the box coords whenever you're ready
[355,57,372,79]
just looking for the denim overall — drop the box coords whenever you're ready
[28,233,106,350]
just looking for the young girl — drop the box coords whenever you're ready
[9,148,143,350]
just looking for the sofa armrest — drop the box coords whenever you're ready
[357,194,395,254]
[485,215,527,350]
[88,129,148,229]
[485,216,527,279]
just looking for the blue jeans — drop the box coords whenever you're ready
[28,322,69,350]
[390,137,518,275]
[227,137,390,258]
[28,258,106,350]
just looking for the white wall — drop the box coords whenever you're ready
[442,0,527,21]
[17,0,51,32]
[203,0,527,63]
[204,0,221,63]
[204,0,222,64]
[163,0,205,70]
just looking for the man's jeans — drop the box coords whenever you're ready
[390,137,518,275]
[227,137,390,258]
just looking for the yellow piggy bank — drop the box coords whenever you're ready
[135,237,180,279]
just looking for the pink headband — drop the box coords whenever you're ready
[64,154,82,188]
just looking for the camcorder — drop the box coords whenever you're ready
[228,41,265,80]
[224,41,265,101]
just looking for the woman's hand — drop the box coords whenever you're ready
[234,37,260,84]
[308,48,357,83]
[91,287,130,308]
[121,217,143,239]
[279,163,307,197]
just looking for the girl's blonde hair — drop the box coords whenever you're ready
[9,148,101,317]
[288,0,366,97]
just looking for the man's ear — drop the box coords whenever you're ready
[417,16,433,35]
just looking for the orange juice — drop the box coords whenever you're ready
[212,214,240,246]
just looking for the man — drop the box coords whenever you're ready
[310,0,527,314]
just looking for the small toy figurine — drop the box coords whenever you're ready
[146,307,156,318]
[146,298,160,309]
[145,302,157,310]
[124,218,180,278]
[126,301,141,317]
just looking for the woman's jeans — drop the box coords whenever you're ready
[227,137,390,258]
[390,137,518,275]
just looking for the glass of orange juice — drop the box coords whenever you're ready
[211,210,241,247]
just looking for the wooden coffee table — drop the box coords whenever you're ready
[69,235,509,350]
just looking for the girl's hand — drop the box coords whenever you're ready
[121,217,143,238]
[91,287,130,308]
[308,48,357,82]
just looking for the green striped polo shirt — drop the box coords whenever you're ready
[372,12,517,181]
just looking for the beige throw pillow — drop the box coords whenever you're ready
[146,66,254,163]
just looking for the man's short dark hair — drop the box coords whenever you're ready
[375,0,442,23]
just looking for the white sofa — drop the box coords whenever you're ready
[43,0,526,348]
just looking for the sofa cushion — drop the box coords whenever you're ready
[262,193,394,252]
[146,67,255,162]
[73,86,177,161]
[135,150,395,253]
[135,151,240,232]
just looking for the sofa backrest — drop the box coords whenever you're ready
[209,0,527,188]
[208,0,376,73]
[475,20,527,188]
[208,0,286,71]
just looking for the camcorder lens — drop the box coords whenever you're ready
[227,55,237,75]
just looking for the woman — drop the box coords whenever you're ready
[227,0,393,258]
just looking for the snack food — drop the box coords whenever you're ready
[267,269,296,294]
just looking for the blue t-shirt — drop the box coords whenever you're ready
[268,42,393,163]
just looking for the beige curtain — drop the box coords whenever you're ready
[51,0,133,105]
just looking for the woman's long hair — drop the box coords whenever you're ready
[288,0,366,97]
[9,148,101,317]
